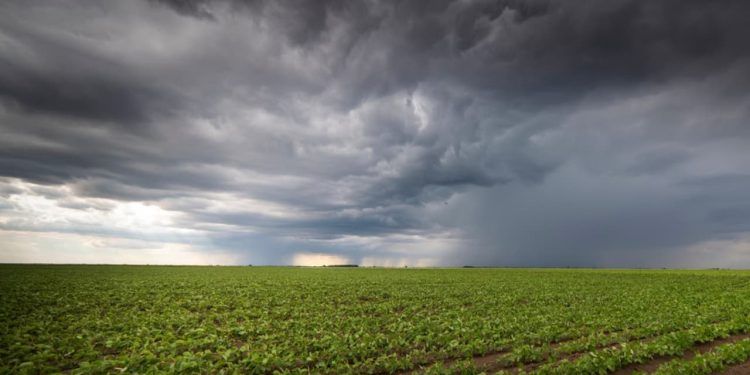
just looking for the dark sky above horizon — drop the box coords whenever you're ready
[1,0,750,266]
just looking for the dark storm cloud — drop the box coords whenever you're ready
[150,0,218,20]
[0,61,173,127]
[1,0,750,265]
[0,18,181,128]
[189,210,423,241]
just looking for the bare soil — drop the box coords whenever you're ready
[721,359,750,374]
[401,325,750,374]
[611,332,750,374]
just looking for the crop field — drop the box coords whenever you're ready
[2,266,750,374]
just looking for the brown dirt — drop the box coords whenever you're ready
[487,328,681,374]
[472,351,509,368]
[397,349,509,375]
[506,341,626,375]
[721,359,750,374]
[400,323,748,375]
[611,332,750,374]
[400,328,631,374]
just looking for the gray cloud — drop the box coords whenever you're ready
[1,0,750,266]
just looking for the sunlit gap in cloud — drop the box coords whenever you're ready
[0,178,236,265]
[291,253,350,267]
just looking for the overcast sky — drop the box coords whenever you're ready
[1,0,750,267]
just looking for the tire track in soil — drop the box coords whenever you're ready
[504,325,750,374]
[400,319,738,375]
[397,330,613,374]
[720,358,750,374]
[400,326,652,374]
[608,332,750,374]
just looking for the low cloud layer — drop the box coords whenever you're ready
[1,0,750,267]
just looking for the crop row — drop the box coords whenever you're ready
[525,316,750,374]
[2,266,750,374]
[652,338,750,374]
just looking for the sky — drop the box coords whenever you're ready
[1,0,750,267]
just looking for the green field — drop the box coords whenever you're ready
[2,265,750,374]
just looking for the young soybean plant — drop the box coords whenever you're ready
[2,266,750,374]
[651,339,750,374]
